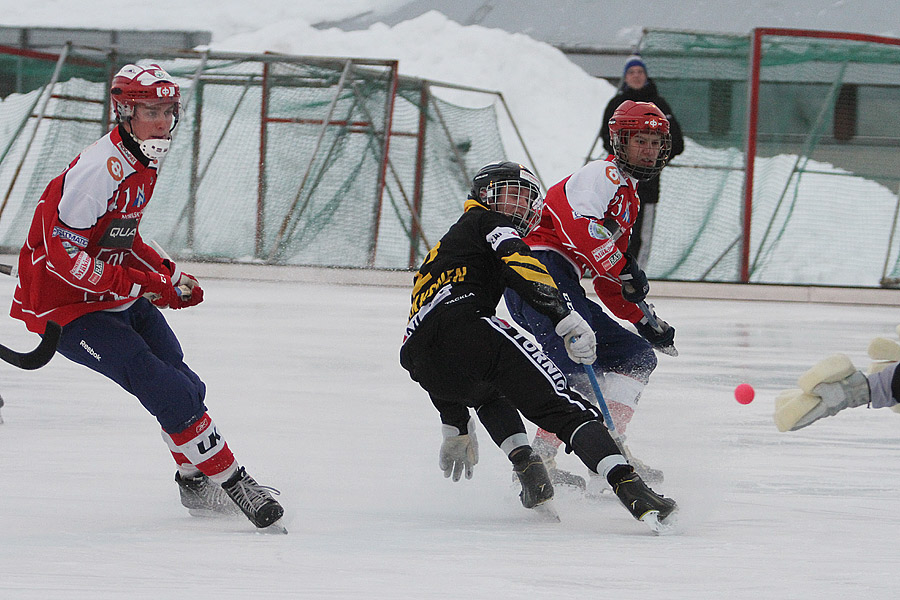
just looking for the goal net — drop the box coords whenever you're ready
[630,28,900,287]
[0,47,510,271]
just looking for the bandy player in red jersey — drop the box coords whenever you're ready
[504,101,677,489]
[9,63,284,531]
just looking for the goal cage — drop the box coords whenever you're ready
[0,45,529,270]
[598,28,900,287]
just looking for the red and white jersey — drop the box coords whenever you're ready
[525,156,644,323]
[10,126,168,334]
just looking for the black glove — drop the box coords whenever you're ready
[619,253,649,304]
[634,315,677,356]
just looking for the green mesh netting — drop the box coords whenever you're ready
[633,29,900,286]
[0,50,508,271]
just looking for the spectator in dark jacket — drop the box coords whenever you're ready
[600,55,684,267]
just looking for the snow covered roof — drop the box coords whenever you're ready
[318,0,898,52]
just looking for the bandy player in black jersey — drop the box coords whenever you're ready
[400,161,677,533]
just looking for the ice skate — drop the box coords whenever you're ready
[512,450,559,521]
[620,439,664,484]
[175,472,242,517]
[222,466,286,532]
[611,469,677,534]
[548,465,587,491]
[584,472,615,500]
[532,434,586,491]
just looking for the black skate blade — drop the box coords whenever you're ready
[531,500,560,523]
[256,518,288,535]
[641,509,678,536]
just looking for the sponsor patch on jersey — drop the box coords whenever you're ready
[486,226,519,250]
[591,239,618,262]
[71,251,91,280]
[129,185,147,210]
[88,260,104,285]
[600,249,623,272]
[606,165,620,184]
[116,141,138,167]
[52,226,89,248]
[587,220,613,240]
[98,217,138,249]
[61,240,79,257]
[107,157,124,181]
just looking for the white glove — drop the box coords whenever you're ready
[439,417,479,481]
[555,311,596,364]
[774,354,870,432]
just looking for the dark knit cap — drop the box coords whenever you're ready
[623,54,647,76]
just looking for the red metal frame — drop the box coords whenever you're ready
[743,28,900,282]
[368,61,400,267]
[255,59,399,264]
[409,84,429,268]
[0,44,102,66]
[741,30,763,282]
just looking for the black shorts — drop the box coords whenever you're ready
[401,305,602,448]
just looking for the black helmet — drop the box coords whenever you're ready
[469,161,543,236]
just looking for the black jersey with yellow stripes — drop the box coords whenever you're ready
[406,199,569,335]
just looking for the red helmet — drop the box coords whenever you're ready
[607,100,672,180]
[110,63,180,123]
[110,64,181,160]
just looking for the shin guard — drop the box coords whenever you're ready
[162,413,237,483]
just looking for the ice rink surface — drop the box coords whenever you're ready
[1,275,898,599]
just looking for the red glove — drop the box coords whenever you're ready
[126,268,180,307]
[170,273,204,309]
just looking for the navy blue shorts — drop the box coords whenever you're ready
[503,250,656,383]
[56,298,207,433]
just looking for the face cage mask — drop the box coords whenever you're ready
[485,180,544,237]
[613,130,672,181]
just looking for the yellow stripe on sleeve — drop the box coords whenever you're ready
[502,253,558,289]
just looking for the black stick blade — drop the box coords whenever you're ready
[0,321,61,370]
